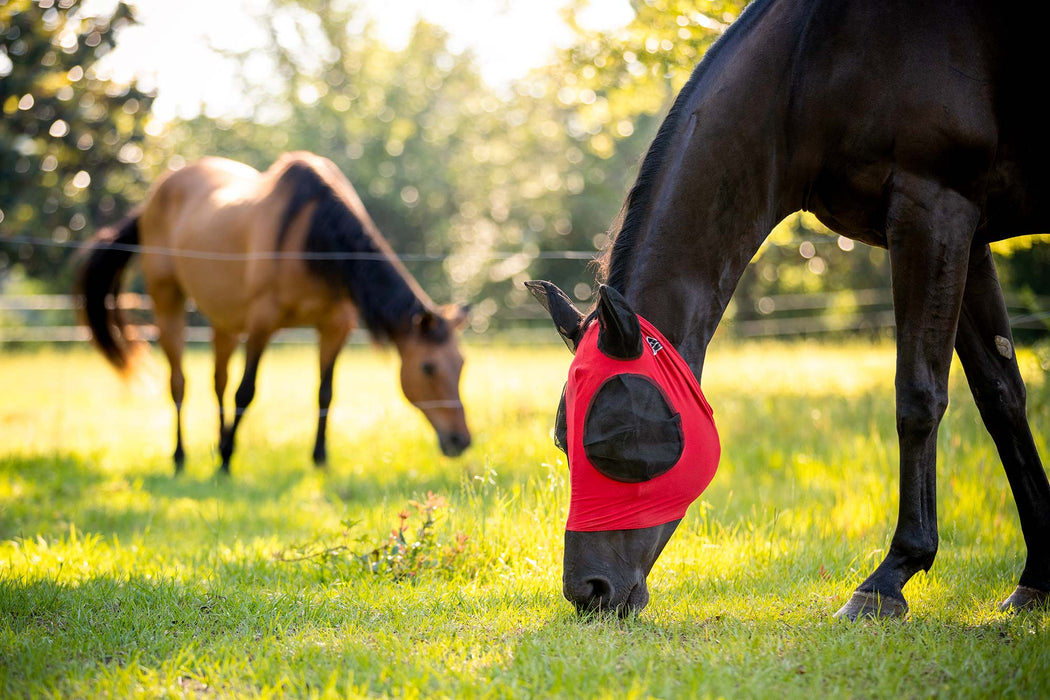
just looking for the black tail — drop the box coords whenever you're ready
[74,215,140,372]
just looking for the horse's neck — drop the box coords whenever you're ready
[618,0,802,379]
[346,253,431,340]
[625,188,777,380]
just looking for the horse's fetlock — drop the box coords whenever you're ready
[892,536,938,573]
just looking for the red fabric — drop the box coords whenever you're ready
[565,315,720,531]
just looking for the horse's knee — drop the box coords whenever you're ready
[214,370,228,399]
[895,385,948,439]
[170,372,185,404]
[318,384,333,409]
[234,381,256,408]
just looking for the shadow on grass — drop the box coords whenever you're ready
[0,436,483,545]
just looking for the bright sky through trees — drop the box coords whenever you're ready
[96,0,635,121]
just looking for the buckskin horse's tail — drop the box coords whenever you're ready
[75,214,141,374]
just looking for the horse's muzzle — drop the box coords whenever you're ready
[439,431,471,457]
[562,520,681,617]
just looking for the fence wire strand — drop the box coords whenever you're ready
[0,235,600,262]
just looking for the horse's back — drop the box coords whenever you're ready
[138,153,359,334]
[140,157,262,247]
[774,0,1050,241]
[138,157,275,330]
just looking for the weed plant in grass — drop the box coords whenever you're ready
[1,340,1048,698]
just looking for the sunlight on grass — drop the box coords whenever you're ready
[1,340,1048,697]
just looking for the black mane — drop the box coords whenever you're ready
[603,0,776,293]
[275,160,443,342]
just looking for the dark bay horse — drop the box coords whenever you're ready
[77,151,471,474]
[530,0,1050,619]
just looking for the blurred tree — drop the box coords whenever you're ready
[994,239,1050,341]
[4,0,1038,339]
[524,0,894,336]
[519,0,753,310]
[155,3,497,316]
[540,0,1040,338]
[0,0,155,291]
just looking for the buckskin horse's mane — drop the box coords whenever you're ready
[274,158,446,343]
[602,0,780,293]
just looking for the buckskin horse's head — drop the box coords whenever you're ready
[395,304,472,457]
[527,281,720,615]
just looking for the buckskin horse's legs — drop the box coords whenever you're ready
[152,284,188,474]
[212,329,238,460]
[313,315,351,467]
[836,174,980,620]
[218,326,274,474]
[954,244,1050,611]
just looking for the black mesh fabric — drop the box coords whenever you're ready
[555,382,569,454]
[582,374,684,483]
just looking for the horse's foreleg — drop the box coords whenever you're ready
[218,326,273,474]
[313,317,351,467]
[154,295,187,474]
[836,175,979,620]
[212,329,238,451]
[954,245,1050,611]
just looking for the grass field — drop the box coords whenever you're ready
[2,338,1049,698]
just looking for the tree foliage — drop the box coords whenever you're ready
[1,0,1044,336]
[0,0,154,289]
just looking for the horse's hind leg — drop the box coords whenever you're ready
[152,285,188,474]
[218,324,274,474]
[954,244,1050,611]
[313,315,351,467]
[837,174,978,620]
[212,329,238,451]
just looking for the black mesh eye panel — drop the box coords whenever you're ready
[582,374,684,483]
[554,382,568,455]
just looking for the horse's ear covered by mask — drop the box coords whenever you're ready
[594,284,643,360]
[527,280,579,452]
[525,280,585,353]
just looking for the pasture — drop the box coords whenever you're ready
[1,339,1049,698]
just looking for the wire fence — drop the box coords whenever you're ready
[2,235,1048,343]
[0,234,599,262]
[3,290,1048,345]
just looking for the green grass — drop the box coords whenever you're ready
[1,339,1049,698]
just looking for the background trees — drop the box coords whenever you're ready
[1,0,1045,336]
[1,0,154,290]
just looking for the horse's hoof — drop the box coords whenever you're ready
[999,585,1050,612]
[834,591,908,621]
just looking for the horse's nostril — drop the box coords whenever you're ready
[439,432,471,457]
[586,577,612,601]
[566,576,615,614]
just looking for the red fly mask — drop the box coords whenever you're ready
[526,282,721,532]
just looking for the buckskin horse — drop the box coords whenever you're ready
[77,151,471,475]
[529,0,1050,619]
